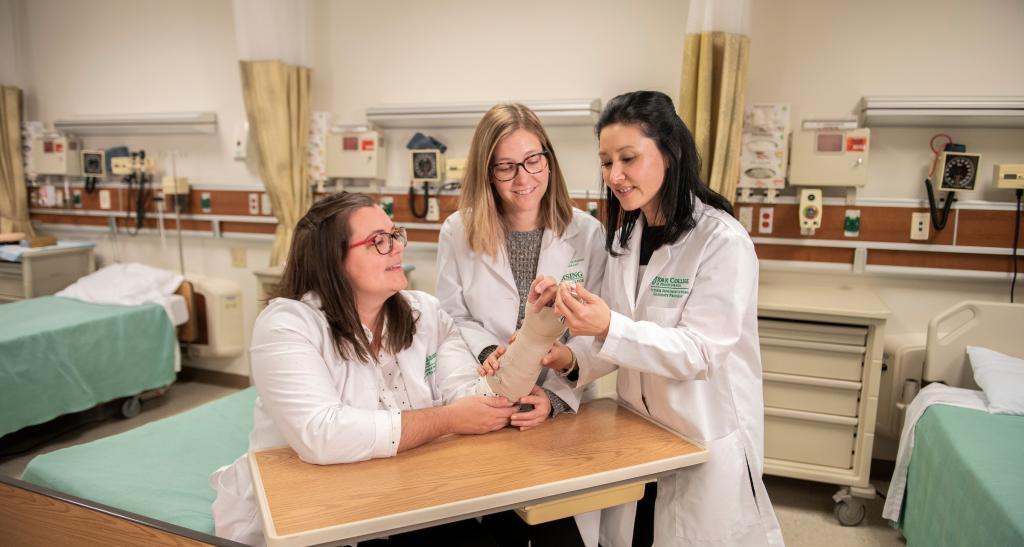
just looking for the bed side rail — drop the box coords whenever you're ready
[924,300,1024,388]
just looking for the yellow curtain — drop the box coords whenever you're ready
[239,60,312,266]
[0,86,33,236]
[679,31,750,204]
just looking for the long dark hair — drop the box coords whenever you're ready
[597,90,733,255]
[271,192,416,362]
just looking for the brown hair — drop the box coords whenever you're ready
[272,192,416,362]
[459,103,574,257]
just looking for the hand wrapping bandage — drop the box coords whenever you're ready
[486,304,567,401]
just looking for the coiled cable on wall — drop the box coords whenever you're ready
[1012,189,1022,303]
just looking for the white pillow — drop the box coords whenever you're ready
[967,346,1024,416]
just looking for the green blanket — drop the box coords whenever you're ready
[900,405,1024,546]
[22,387,256,534]
[0,296,177,437]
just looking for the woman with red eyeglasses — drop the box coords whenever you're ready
[210,192,512,546]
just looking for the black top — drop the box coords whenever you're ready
[639,225,667,266]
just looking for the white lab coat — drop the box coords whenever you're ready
[436,208,607,545]
[576,201,785,547]
[437,208,607,410]
[209,290,491,546]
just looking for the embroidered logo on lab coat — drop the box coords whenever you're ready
[424,352,438,378]
[651,276,689,298]
[559,257,585,283]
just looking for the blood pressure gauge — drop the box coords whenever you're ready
[411,150,444,184]
[938,152,981,192]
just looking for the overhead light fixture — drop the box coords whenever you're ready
[860,96,1024,128]
[54,112,218,135]
[366,99,602,128]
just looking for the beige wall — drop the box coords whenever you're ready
[748,0,1024,201]
[11,0,1024,377]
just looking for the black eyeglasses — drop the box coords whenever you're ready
[490,151,550,182]
[349,227,408,255]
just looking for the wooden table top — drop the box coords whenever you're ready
[250,398,707,546]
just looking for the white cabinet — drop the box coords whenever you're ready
[757,277,889,525]
[0,245,95,303]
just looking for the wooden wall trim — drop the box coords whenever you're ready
[28,188,1023,274]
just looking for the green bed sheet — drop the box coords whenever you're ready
[0,296,177,438]
[22,387,256,535]
[899,404,1024,546]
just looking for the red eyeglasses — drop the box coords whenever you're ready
[348,227,408,255]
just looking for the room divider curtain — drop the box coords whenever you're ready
[679,0,751,204]
[234,0,313,266]
[239,61,312,267]
[0,86,33,236]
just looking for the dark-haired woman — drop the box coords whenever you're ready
[548,91,784,546]
[210,192,513,546]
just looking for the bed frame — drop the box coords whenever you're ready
[0,475,244,547]
[924,300,1024,388]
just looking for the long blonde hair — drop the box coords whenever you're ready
[459,103,574,257]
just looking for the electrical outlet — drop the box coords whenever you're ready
[99,189,112,210]
[248,193,260,215]
[201,192,212,213]
[260,193,272,215]
[111,157,133,176]
[426,197,440,221]
[910,212,929,240]
[758,207,774,234]
[738,206,753,232]
[230,247,247,268]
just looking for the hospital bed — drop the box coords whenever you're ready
[885,301,1024,546]
[18,387,256,538]
[0,278,196,439]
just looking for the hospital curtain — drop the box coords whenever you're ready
[0,86,33,236]
[239,60,312,266]
[679,0,751,204]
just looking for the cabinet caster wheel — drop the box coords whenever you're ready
[834,498,866,526]
[120,396,142,419]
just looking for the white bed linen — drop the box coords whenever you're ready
[57,262,184,307]
[882,383,988,523]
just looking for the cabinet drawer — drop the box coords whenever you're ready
[0,270,24,299]
[763,372,861,417]
[761,337,865,381]
[765,408,857,469]
[759,319,867,346]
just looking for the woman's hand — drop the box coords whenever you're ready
[477,345,505,376]
[510,385,552,431]
[446,396,517,434]
[555,282,611,338]
[528,275,560,312]
[540,340,574,371]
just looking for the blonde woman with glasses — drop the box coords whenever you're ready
[436,104,606,547]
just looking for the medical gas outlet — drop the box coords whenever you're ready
[799,189,823,235]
